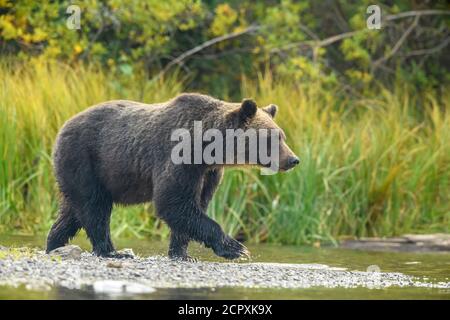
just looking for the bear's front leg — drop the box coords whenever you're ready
[168,232,197,262]
[159,197,249,260]
[154,171,249,260]
[200,168,223,211]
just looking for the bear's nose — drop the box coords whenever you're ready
[288,156,300,167]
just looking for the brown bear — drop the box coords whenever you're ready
[46,93,299,260]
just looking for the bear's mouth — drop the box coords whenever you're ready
[259,162,292,172]
[278,162,299,172]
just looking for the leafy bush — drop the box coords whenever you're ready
[1,1,448,94]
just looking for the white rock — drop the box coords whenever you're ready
[92,280,155,294]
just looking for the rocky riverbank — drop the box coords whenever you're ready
[0,245,449,294]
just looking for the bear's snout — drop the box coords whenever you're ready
[280,155,300,171]
[287,156,300,167]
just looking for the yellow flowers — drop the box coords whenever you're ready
[74,44,83,54]
[0,14,17,40]
[0,14,46,43]
[210,4,238,36]
[346,70,373,84]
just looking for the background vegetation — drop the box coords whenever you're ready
[0,1,449,245]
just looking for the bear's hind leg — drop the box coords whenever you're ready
[77,191,133,259]
[75,188,118,258]
[81,201,116,257]
[46,199,81,253]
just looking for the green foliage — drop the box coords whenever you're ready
[1,1,448,93]
[0,0,204,72]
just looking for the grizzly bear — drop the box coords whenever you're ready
[46,93,299,260]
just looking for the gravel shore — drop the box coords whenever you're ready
[0,246,449,294]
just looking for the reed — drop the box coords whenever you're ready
[0,61,448,245]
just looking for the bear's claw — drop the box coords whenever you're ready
[170,255,198,263]
[213,236,250,260]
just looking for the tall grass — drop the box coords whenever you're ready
[0,61,182,237]
[0,61,448,245]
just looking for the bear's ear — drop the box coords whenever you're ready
[239,98,257,121]
[263,104,278,118]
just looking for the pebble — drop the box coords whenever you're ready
[48,245,82,260]
[106,261,123,268]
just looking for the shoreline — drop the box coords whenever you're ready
[0,246,449,294]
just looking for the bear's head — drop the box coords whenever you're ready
[226,98,300,172]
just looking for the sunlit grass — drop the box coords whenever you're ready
[0,60,182,236]
[0,61,448,245]
[236,74,450,244]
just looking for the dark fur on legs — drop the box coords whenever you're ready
[155,167,249,260]
[200,168,223,211]
[46,199,81,253]
[168,232,196,261]
[47,156,118,257]
[76,183,118,257]
[168,168,227,261]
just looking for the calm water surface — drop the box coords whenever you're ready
[0,235,449,299]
